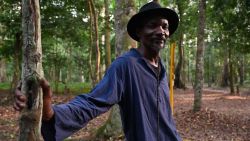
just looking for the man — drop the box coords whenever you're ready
[14,1,182,141]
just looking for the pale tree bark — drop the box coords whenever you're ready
[105,0,111,68]
[115,0,137,57]
[193,0,206,112]
[0,59,7,82]
[95,0,136,139]
[19,0,44,140]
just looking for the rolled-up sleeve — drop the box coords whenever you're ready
[41,59,126,141]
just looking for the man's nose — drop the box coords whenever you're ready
[156,26,169,37]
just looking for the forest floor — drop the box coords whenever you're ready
[0,86,249,141]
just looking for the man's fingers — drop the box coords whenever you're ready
[13,98,26,111]
[39,78,52,97]
[13,103,21,111]
[15,89,26,102]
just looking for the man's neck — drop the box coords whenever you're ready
[137,47,160,67]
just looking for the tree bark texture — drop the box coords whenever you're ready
[115,0,137,57]
[88,0,100,85]
[88,0,94,86]
[193,0,206,112]
[174,0,186,89]
[105,0,111,68]
[19,0,44,140]
[174,34,186,89]
[96,0,136,139]
[0,59,7,82]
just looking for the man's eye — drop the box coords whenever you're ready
[162,25,169,30]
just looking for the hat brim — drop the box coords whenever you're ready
[127,8,179,42]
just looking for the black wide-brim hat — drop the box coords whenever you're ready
[127,1,179,42]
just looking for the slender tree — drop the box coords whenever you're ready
[174,0,186,89]
[19,0,44,140]
[105,0,111,68]
[193,0,206,112]
[88,0,100,85]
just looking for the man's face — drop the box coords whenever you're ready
[137,16,169,53]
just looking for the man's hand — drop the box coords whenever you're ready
[13,85,27,111]
[13,78,54,121]
[40,79,54,121]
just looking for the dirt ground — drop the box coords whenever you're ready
[0,87,249,141]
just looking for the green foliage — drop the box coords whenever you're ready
[0,1,21,59]
[51,82,91,94]
[0,82,11,90]
[0,0,250,89]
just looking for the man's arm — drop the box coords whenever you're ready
[42,59,126,141]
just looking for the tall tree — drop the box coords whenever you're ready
[95,0,136,139]
[88,0,100,85]
[193,0,206,112]
[174,0,186,89]
[0,59,7,82]
[105,0,111,68]
[115,0,137,57]
[19,0,44,140]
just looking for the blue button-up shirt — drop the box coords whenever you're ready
[42,48,182,141]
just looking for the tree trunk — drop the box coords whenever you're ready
[105,0,111,68]
[0,59,7,82]
[175,0,186,89]
[238,55,244,85]
[115,0,137,57]
[174,34,185,89]
[88,0,94,86]
[19,0,44,140]
[206,46,212,87]
[88,0,100,86]
[220,48,229,87]
[228,47,235,94]
[95,0,136,139]
[193,0,206,112]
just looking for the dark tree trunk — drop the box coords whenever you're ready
[174,0,186,89]
[174,34,186,89]
[228,47,235,94]
[220,49,229,87]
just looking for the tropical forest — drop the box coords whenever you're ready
[0,0,249,140]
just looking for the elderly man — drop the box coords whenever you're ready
[14,1,182,141]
